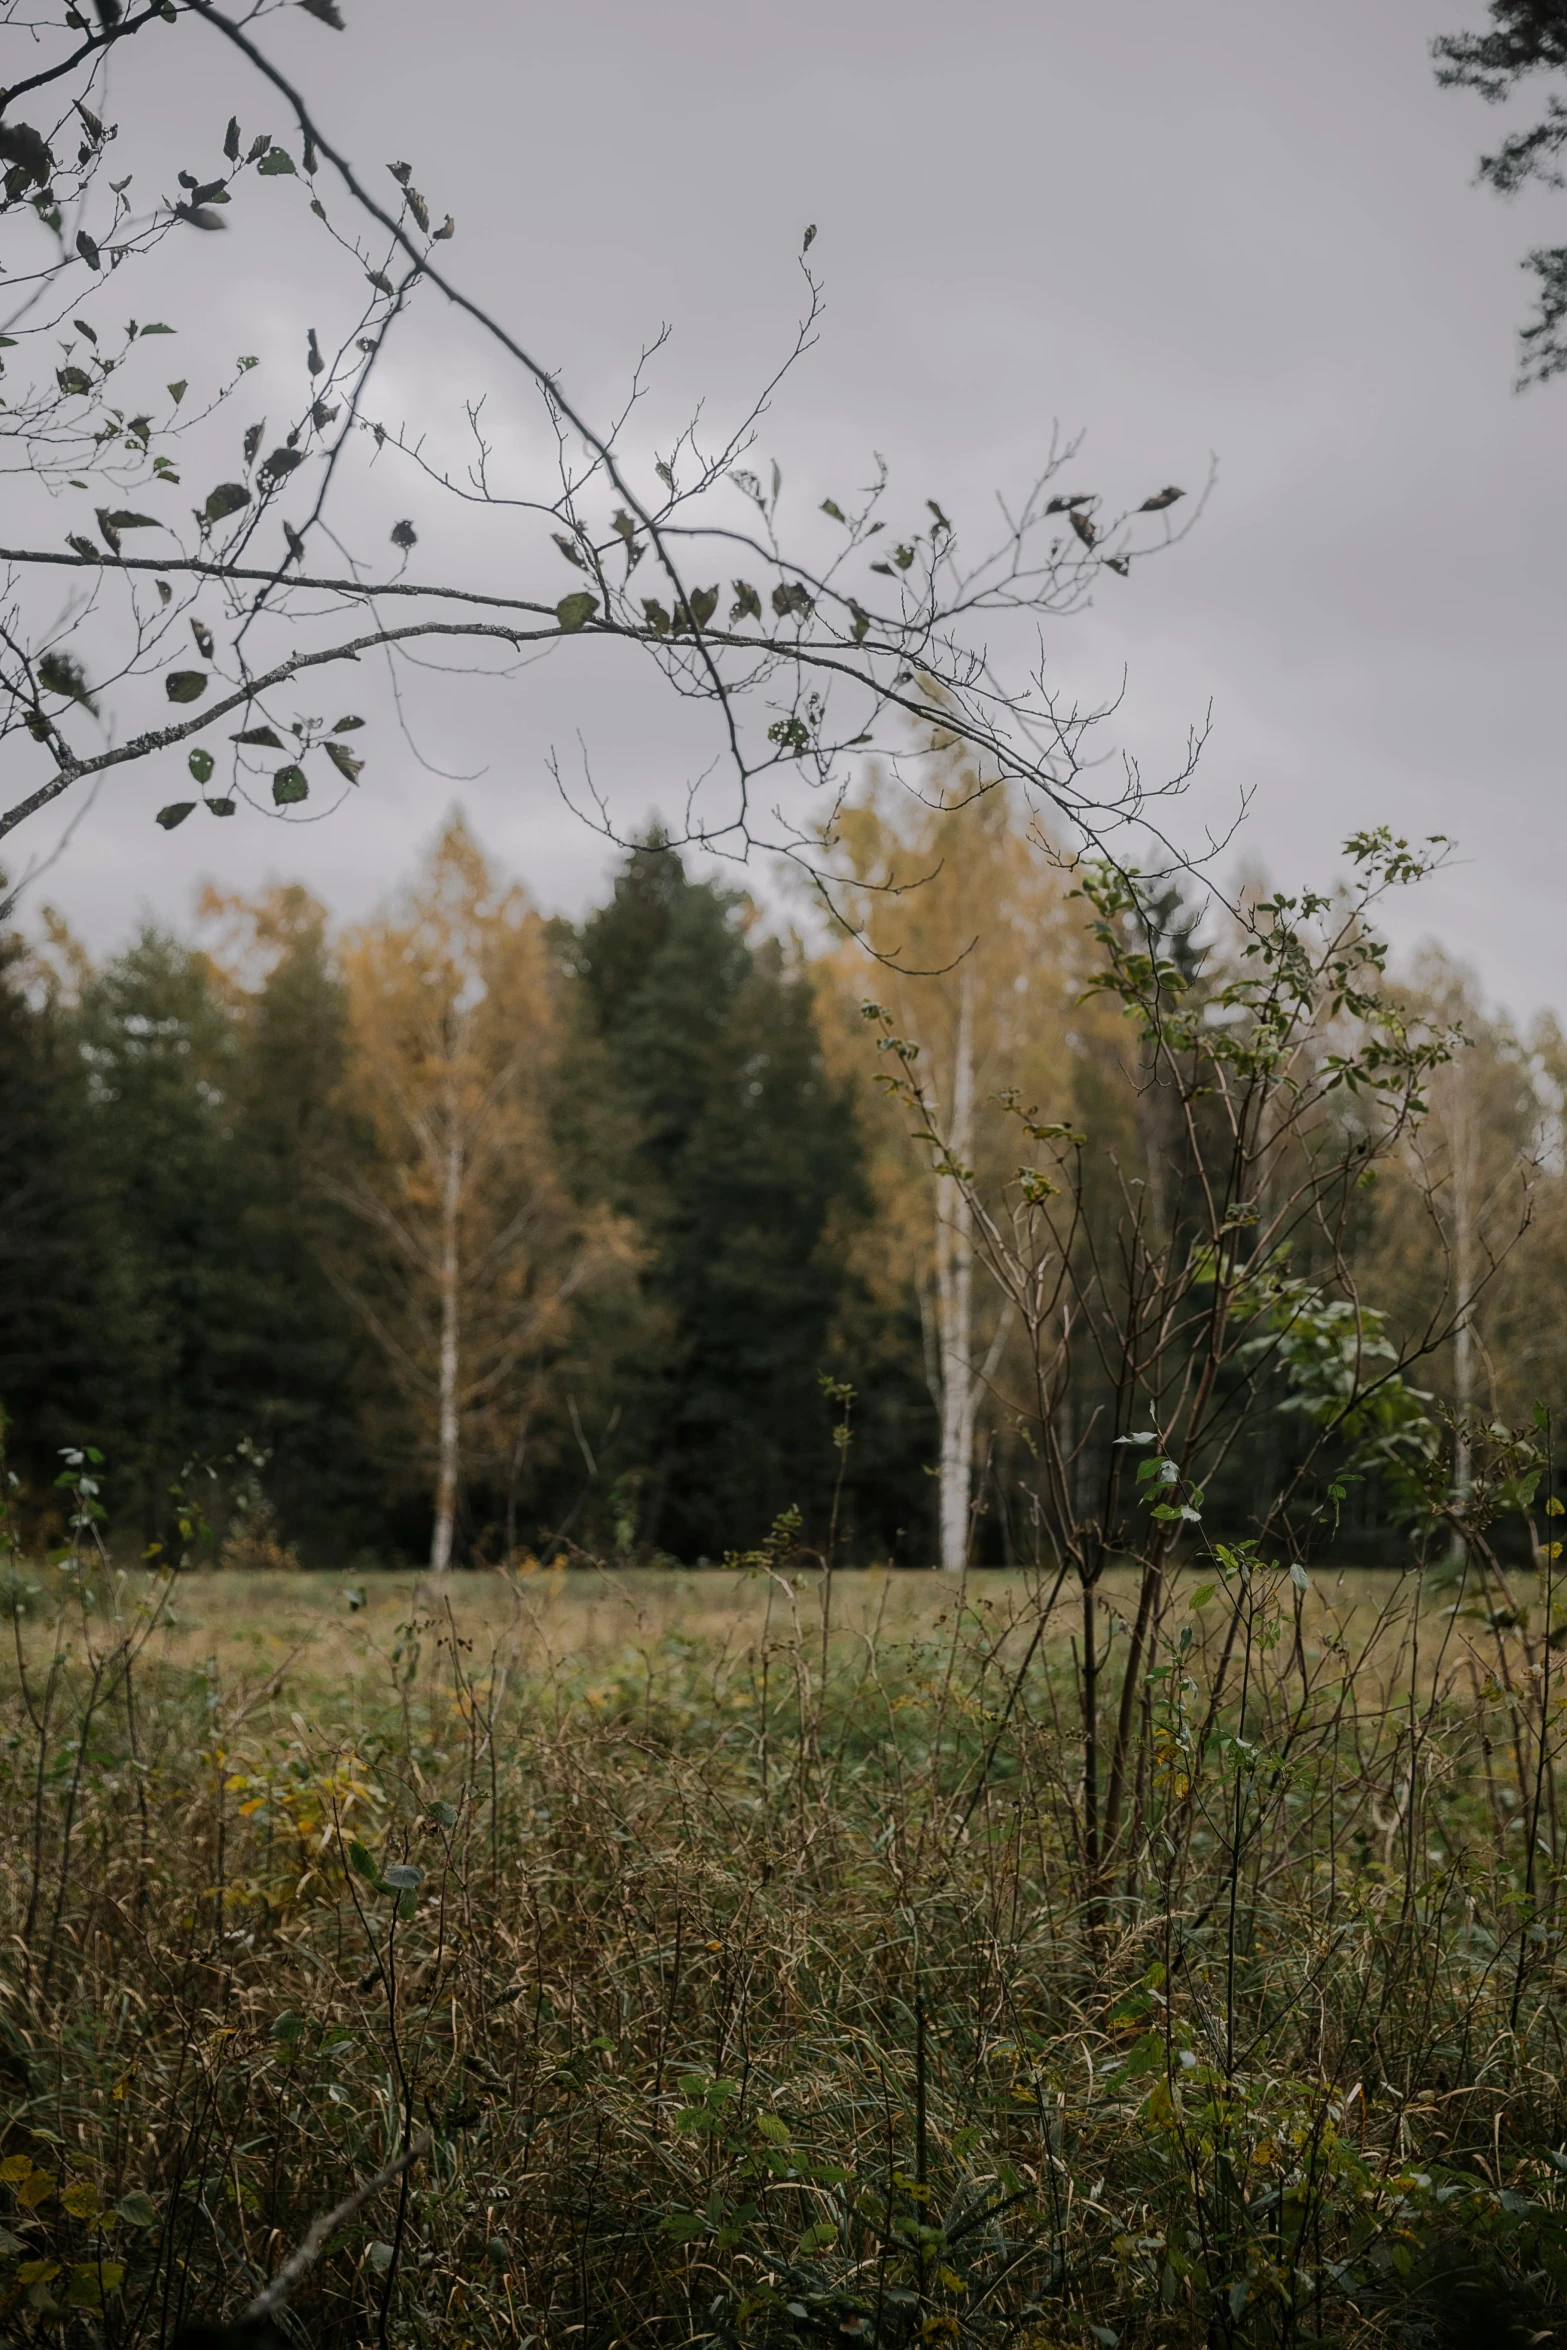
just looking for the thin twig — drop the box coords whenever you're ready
[241,2128,433,2324]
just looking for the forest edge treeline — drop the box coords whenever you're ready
[3,778,1564,1575]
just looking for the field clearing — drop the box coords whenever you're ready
[8,1557,1476,1688]
[5,1561,1509,1751]
[4,1550,1564,2350]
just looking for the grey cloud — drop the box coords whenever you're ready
[23,0,1566,1023]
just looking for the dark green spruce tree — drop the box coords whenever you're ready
[0,923,118,1512]
[71,929,256,1538]
[567,838,925,1560]
[221,889,384,1560]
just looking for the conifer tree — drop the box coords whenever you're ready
[573,840,872,1558]
[205,885,380,1555]
[72,929,253,1533]
[0,922,115,1506]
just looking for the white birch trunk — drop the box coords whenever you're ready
[429,1110,463,1574]
[936,962,976,1572]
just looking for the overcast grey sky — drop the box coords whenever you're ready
[21,0,1567,1023]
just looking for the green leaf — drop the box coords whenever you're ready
[139,323,175,335]
[232,725,284,749]
[65,2262,123,2310]
[771,579,813,620]
[660,2212,707,2243]
[188,747,214,784]
[38,650,96,711]
[555,590,598,633]
[324,740,363,782]
[272,764,309,805]
[101,511,160,532]
[257,148,297,176]
[167,380,187,405]
[1290,1561,1311,1593]
[207,797,236,817]
[270,2011,306,2043]
[346,1839,379,1883]
[332,714,365,732]
[382,1863,422,1892]
[156,802,196,829]
[261,446,305,480]
[203,481,251,523]
[165,672,208,703]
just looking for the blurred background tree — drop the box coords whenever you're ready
[1,793,1556,1572]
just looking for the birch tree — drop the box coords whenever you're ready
[823,763,1082,1568]
[1363,950,1549,1543]
[331,812,632,1570]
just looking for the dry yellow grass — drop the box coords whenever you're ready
[23,1563,1009,1694]
[4,1551,1564,2350]
[14,1556,1486,1717]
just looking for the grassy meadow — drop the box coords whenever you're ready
[2,1557,1566,2350]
